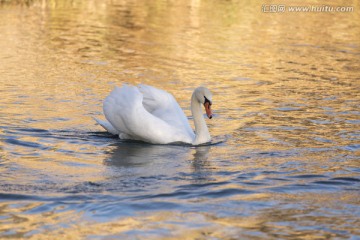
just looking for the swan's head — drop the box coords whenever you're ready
[194,87,213,119]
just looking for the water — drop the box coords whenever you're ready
[0,0,359,239]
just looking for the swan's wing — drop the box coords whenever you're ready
[103,85,193,144]
[138,84,168,114]
[138,84,194,138]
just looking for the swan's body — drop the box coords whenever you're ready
[95,84,213,145]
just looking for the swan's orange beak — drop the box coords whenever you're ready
[204,102,213,119]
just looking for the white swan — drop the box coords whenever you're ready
[95,84,213,145]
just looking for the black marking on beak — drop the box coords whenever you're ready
[204,96,212,105]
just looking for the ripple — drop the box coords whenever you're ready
[340,144,360,152]
[176,181,230,190]
[331,177,360,182]
[202,188,254,198]
[289,174,327,179]
[5,138,49,150]
[312,180,352,186]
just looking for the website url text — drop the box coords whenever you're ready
[262,5,354,13]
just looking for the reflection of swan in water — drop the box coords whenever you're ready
[104,143,193,168]
[103,143,212,194]
[104,143,211,176]
[191,146,212,183]
[193,146,211,162]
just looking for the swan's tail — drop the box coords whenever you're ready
[93,117,119,135]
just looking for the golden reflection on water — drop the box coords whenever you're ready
[1,191,357,239]
[0,0,359,239]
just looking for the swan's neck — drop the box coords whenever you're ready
[191,93,211,145]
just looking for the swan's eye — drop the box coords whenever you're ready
[204,96,212,105]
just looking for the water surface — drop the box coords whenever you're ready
[0,0,359,239]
